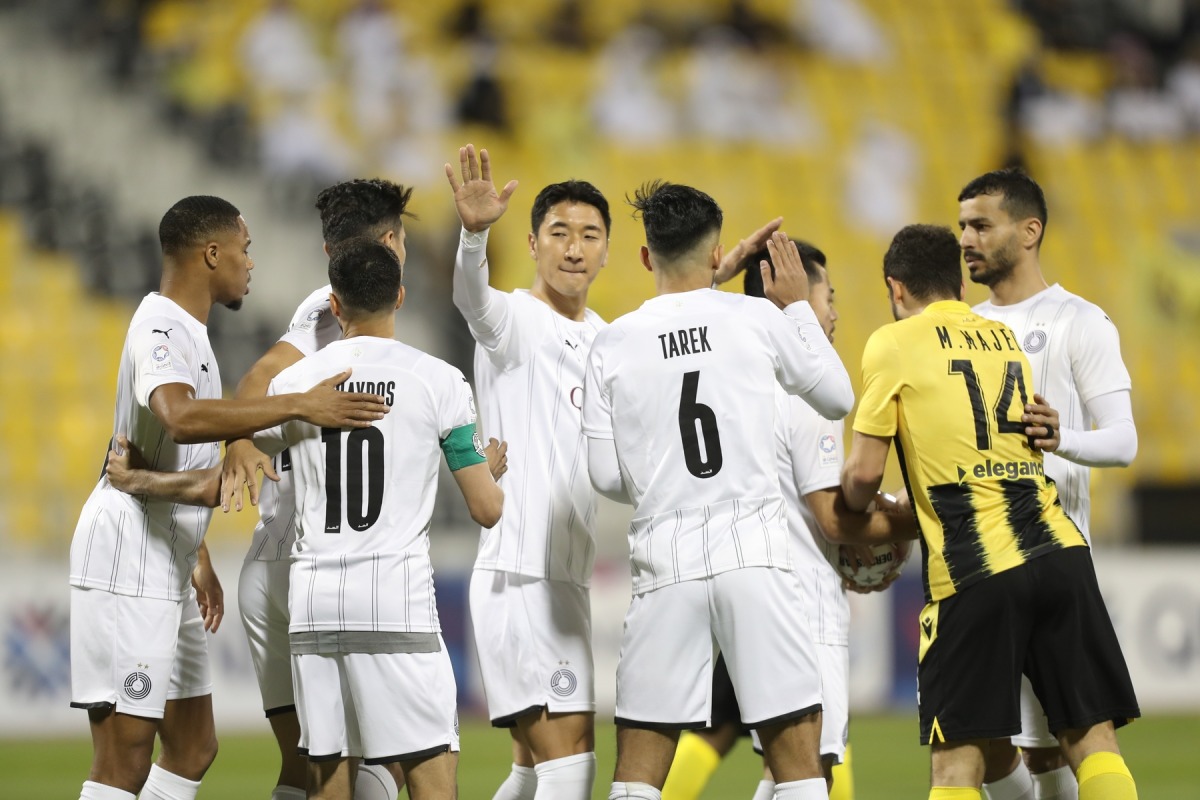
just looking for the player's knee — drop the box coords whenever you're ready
[1022,745,1067,774]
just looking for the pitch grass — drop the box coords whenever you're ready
[4,714,1197,798]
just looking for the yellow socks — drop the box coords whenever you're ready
[661,733,722,800]
[1077,752,1138,800]
[928,789,982,800]
[830,744,855,800]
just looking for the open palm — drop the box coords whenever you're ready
[445,143,519,233]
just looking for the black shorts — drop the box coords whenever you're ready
[707,651,750,736]
[917,546,1139,745]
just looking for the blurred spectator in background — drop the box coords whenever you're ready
[455,36,509,132]
[792,0,890,64]
[1167,34,1200,130]
[545,0,590,51]
[592,25,679,145]
[239,0,326,96]
[843,120,917,238]
[1107,33,1187,140]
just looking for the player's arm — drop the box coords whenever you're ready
[105,434,220,507]
[762,233,855,420]
[841,431,891,513]
[446,143,520,350]
[221,340,307,511]
[586,436,630,504]
[1025,390,1137,467]
[805,486,917,544]
[192,541,224,633]
[148,368,389,445]
[451,461,503,529]
[711,216,784,285]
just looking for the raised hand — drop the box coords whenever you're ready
[298,369,391,429]
[712,216,784,286]
[761,231,811,310]
[445,143,519,233]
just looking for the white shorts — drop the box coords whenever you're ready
[70,586,212,719]
[1011,674,1058,748]
[293,640,459,763]
[238,558,294,714]
[817,643,849,763]
[615,567,821,729]
[469,570,595,725]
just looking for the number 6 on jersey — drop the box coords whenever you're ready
[678,370,723,478]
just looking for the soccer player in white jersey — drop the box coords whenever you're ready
[248,238,502,800]
[68,196,391,800]
[582,181,856,800]
[224,178,429,800]
[443,144,610,800]
[958,170,1138,800]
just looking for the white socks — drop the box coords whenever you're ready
[269,787,306,800]
[80,782,136,800]
[138,765,200,800]
[984,759,1035,800]
[534,753,596,800]
[774,777,830,799]
[608,781,662,800]
[494,764,538,800]
[1031,766,1078,800]
[752,778,777,800]
[355,763,399,799]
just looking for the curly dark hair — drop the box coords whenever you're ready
[315,179,414,246]
[627,180,723,262]
[158,195,241,256]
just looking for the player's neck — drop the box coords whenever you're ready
[655,270,712,296]
[987,261,1049,306]
[340,318,395,340]
[530,282,589,321]
[159,267,213,325]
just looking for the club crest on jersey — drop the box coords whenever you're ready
[124,670,152,700]
[550,668,578,697]
[151,344,173,371]
[1023,329,1047,353]
[818,433,838,466]
[473,431,486,458]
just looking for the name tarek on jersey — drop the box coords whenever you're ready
[934,325,1022,353]
[336,379,396,407]
[658,326,713,360]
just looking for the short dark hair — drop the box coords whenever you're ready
[158,196,241,256]
[628,180,723,262]
[328,237,402,315]
[883,224,962,302]
[530,180,611,236]
[315,179,414,246]
[742,240,826,299]
[958,168,1048,244]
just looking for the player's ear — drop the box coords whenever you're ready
[322,241,331,258]
[329,292,343,320]
[395,286,405,310]
[639,245,652,272]
[528,231,538,260]
[1023,217,1043,250]
[204,241,219,269]
[711,242,724,270]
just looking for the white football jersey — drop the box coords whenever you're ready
[582,288,853,593]
[973,284,1132,541]
[469,289,605,586]
[69,294,221,601]
[246,285,340,562]
[776,389,849,646]
[255,337,483,634]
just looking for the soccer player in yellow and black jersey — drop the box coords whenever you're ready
[841,224,1139,800]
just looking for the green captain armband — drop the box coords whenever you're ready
[441,423,487,471]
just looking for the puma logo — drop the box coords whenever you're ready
[564,339,578,351]
[152,328,173,338]
[200,363,209,373]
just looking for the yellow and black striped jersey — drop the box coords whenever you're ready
[853,300,1086,602]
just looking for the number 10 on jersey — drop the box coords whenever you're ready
[321,427,385,532]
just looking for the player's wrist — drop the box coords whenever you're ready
[460,226,490,248]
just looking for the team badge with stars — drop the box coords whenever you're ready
[550,664,577,697]
[1023,329,1047,353]
[124,667,152,700]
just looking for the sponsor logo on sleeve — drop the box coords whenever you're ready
[295,307,324,333]
[818,433,838,466]
[151,344,173,372]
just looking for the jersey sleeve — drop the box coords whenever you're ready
[452,230,530,369]
[434,366,487,472]
[581,333,614,440]
[766,300,855,420]
[130,318,197,408]
[1067,304,1132,404]
[852,327,904,438]
[278,290,341,357]
[251,376,294,458]
[786,397,844,495]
